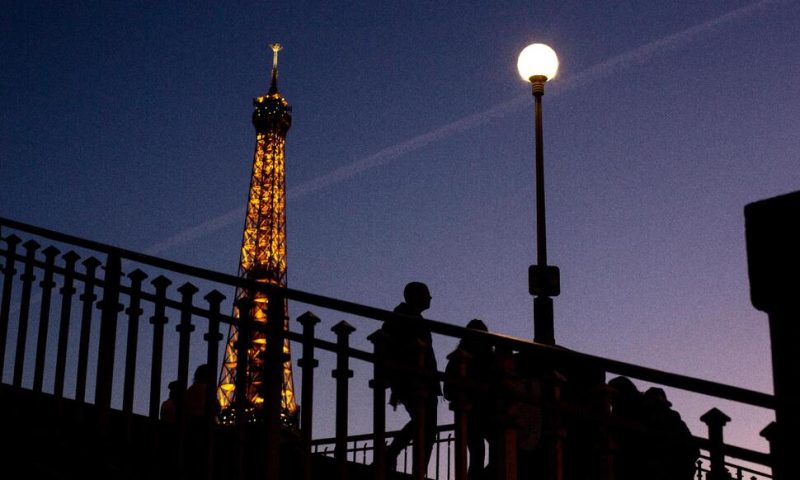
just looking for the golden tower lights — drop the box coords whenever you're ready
[217,44,298,425]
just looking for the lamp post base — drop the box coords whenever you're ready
[533,295,555,345]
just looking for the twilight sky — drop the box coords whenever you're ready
[2,0,799,457]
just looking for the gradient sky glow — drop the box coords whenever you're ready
[3,0,799,458]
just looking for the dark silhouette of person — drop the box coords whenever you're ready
[186,363,216,418]
[641,387,699,480]
[160,380,181,422]
[382,281,441,473]
[184,364,219,478]
[444,319,495,480]
[608,376,647,480]
[158,379,183,475]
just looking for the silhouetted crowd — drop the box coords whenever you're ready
[378,281,700,480]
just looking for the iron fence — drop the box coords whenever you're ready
[0,216,778,479]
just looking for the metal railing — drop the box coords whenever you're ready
[695,455,772,480]
[310,428,774,480]
[0,215,778,479]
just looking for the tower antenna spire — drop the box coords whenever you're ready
[269,43,282,94]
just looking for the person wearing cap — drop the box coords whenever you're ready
[642,387,699,480]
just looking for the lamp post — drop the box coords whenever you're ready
[518,43,560,345]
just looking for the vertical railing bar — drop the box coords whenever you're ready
[32,245,58,392]
[701,408,732,480]
[332,320,356,480]
[759,423,776,480]
[94,253,123,434]
[148,276,172,419]
[12,239,39,387]
[203,289,225,480]
[233,296,252,480]
[298,311,321,480]
[411,338,428,480]
[447,433,452,480]
[174,282,198,473]
[122,269,147,441]
[75,256,101,404]
[148,275,171,478]
[0,234,22,383]
[447,348,468,480]
[53,251,79,402]
[434,429,441,480]
[368,328,388,480]
[264,294,287,480]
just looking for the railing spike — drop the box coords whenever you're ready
[127,268,148,282]
[62,250,80,263]
[32,245,59,392]
[204,288,226,303]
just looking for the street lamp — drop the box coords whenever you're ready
[518,43,560,345]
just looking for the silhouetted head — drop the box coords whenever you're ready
[460,318,490,352]
[466,319,488,332]
[403,281,431,314]
[643,387,672,408]
[608,376,640,407]
[167,380,181,399]
[194,364,211,384]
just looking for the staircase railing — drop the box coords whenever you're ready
[0,216,777,479]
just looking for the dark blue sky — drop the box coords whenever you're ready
[3,0,799,454]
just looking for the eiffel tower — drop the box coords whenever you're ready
[217,44,298,425]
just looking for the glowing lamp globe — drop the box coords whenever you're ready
[517,43,559,82]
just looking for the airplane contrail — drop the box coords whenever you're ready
[144,0,786,256]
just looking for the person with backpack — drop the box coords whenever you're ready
[382,282,442,473]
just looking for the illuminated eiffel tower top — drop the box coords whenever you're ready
[217,43,298,424]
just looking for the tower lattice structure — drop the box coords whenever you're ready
[217,44,298,425]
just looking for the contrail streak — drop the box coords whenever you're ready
[144,0,785,256]
[551,0,788,94]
